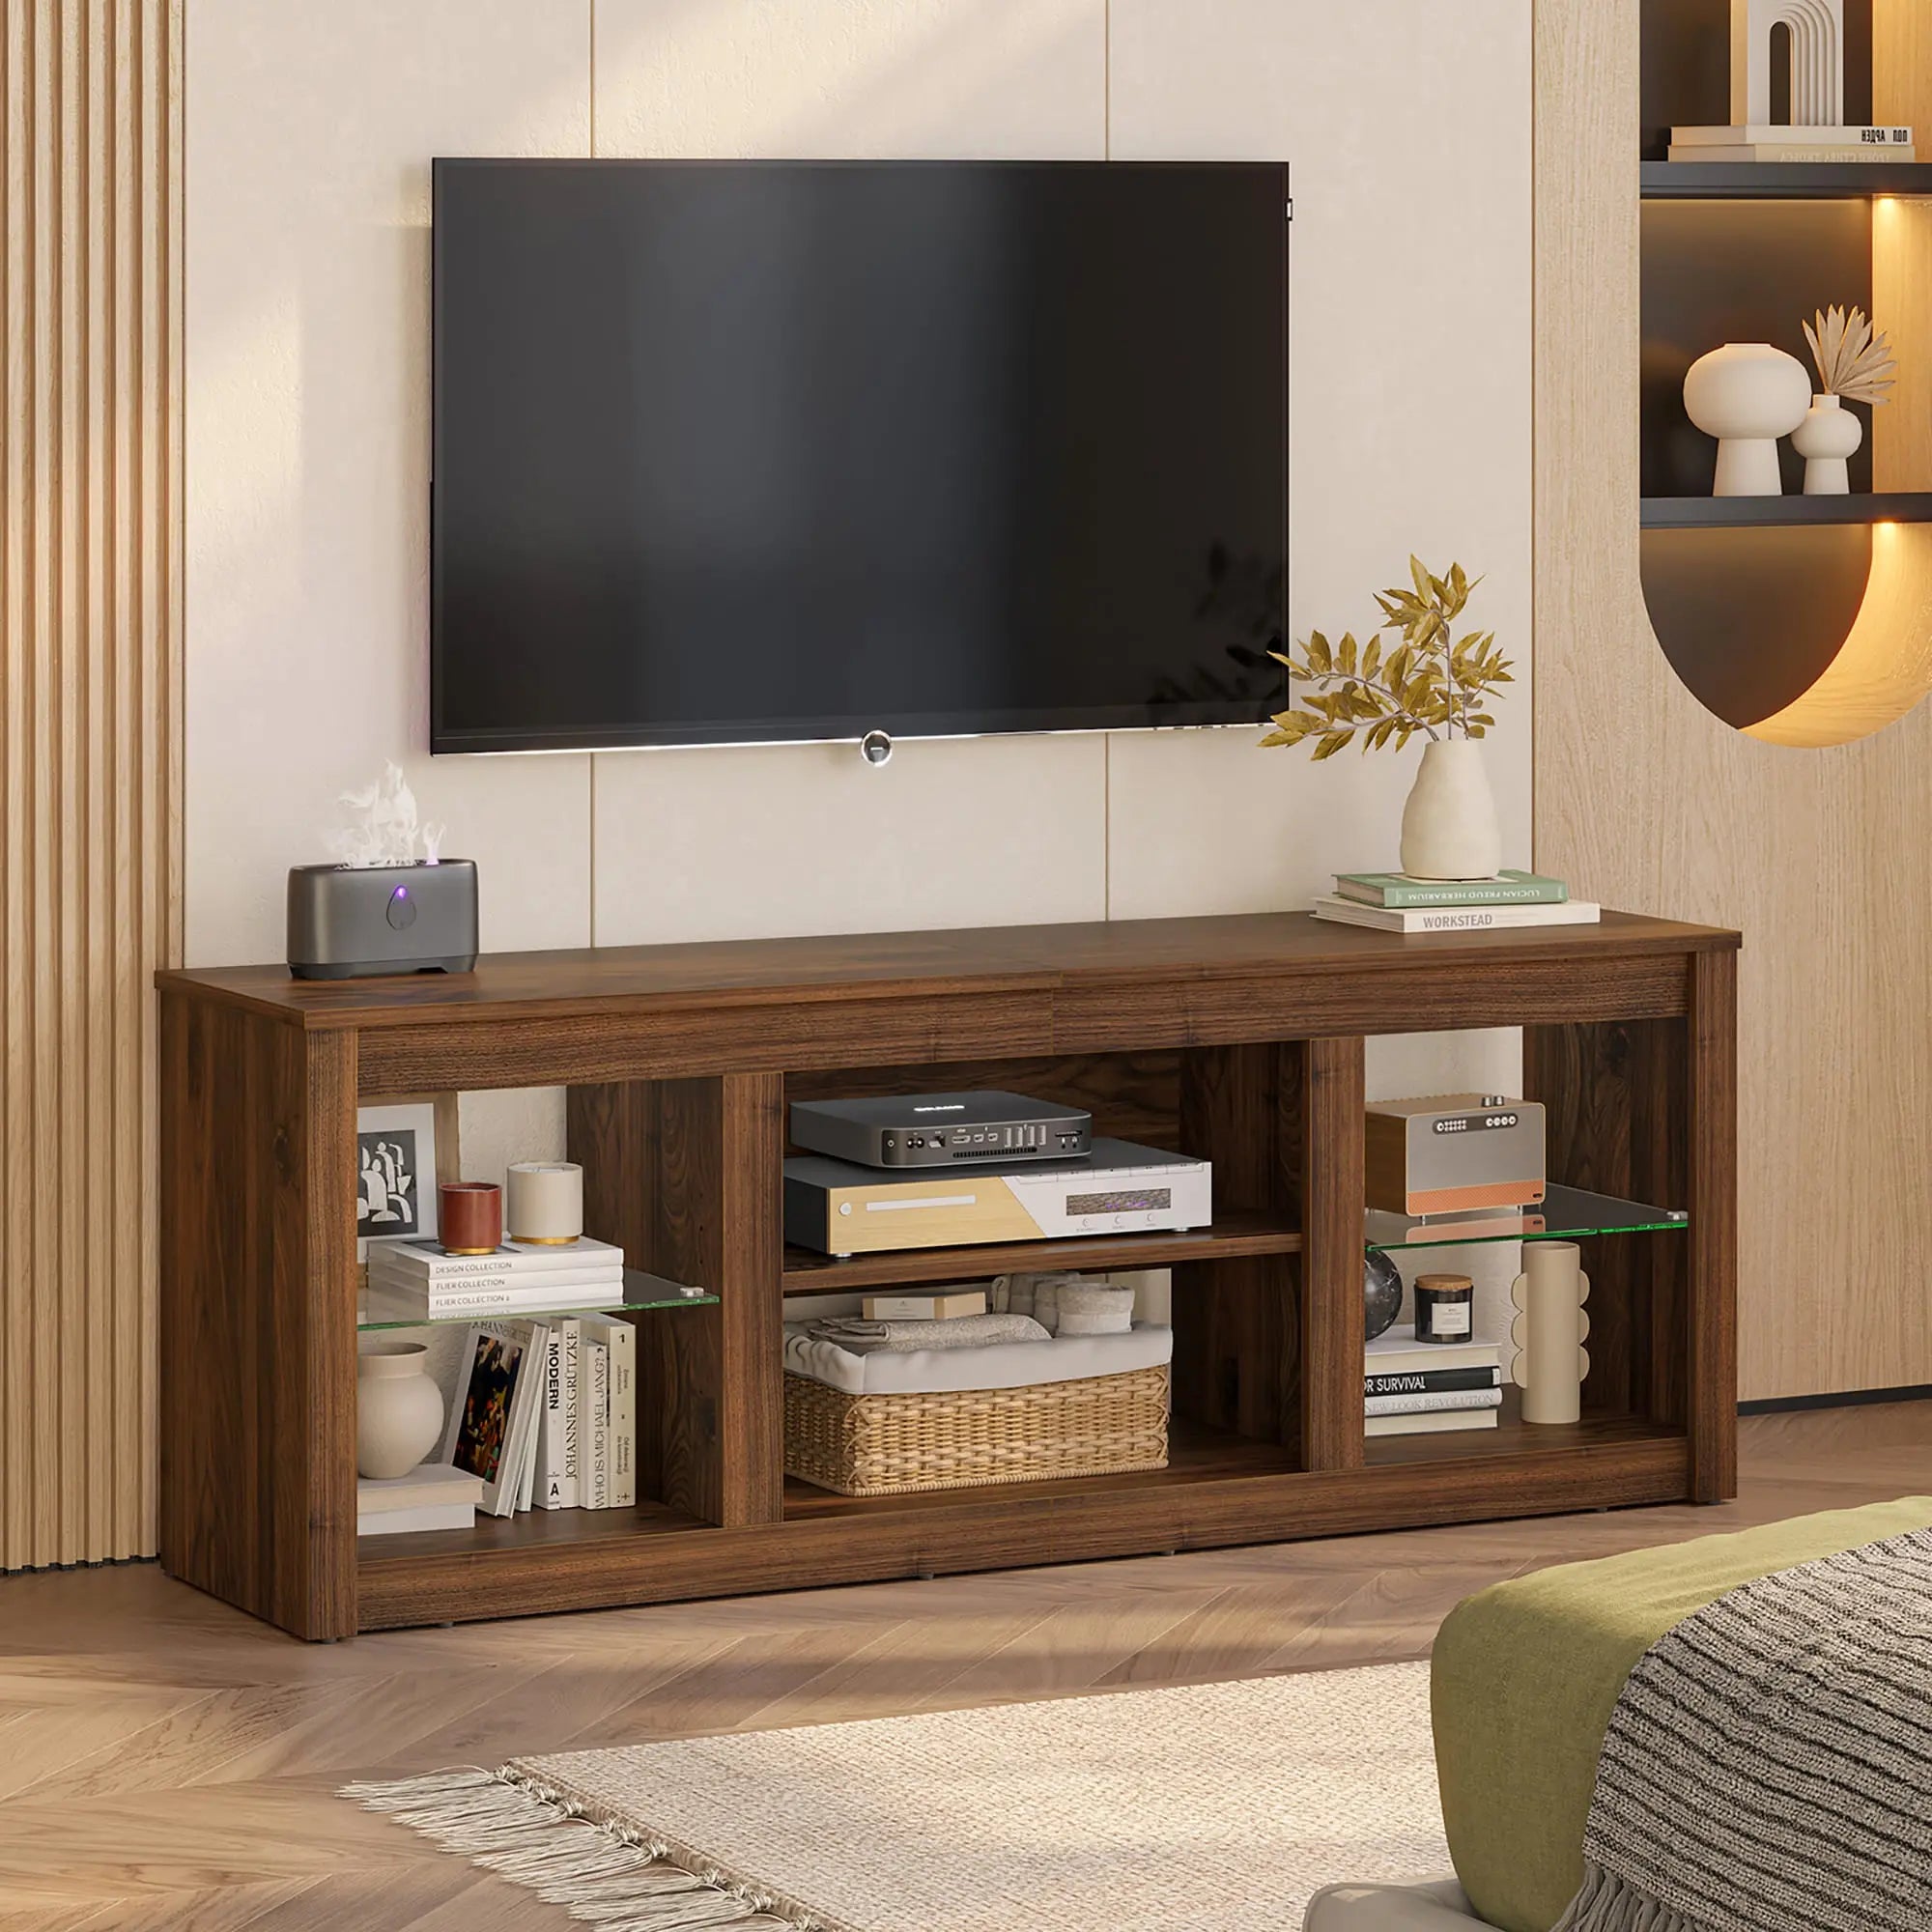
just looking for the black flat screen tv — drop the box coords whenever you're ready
[432,158,1288,753]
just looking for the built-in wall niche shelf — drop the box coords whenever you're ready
[1364,1184,1688,1254]
[1641,162,1932,201]
[1636,4,1932,748]
[1642,494,1932,530]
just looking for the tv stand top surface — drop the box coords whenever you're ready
[158,908,1739,1034]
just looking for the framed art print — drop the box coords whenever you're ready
[355,1094,459,1262]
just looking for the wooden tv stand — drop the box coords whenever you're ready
[156,910,1738,1640]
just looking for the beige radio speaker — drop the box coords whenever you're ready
[1364,1094,1546,1217]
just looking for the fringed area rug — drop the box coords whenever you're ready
[345,1660,1449,1931]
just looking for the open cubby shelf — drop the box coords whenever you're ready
[1361,1388,1689,1469]
[781,1415,1302,1520]
[157,910,1739,1638]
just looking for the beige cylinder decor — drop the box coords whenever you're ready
[1510,1240,1591,1426]
[506,1161,584,1244]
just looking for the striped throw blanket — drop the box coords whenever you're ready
[1555,1526,1932,1932]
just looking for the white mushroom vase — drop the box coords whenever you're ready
[1683,343,1813,497]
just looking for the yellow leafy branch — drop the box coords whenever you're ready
[1260,557,1513,759]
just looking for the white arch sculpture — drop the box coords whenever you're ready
[1732,0,1845,128]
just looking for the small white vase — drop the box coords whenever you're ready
[356,1340,445,1480]
[1682,342,1812,497]
[1399,739,1502,882]
[1791,392,1861,496]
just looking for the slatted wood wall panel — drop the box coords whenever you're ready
[1,0,182,1568]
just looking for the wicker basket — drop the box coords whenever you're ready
[784,1364,1170,1497]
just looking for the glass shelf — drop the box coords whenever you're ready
[1365,1183,1688,1252]
[357,1266,717,1332]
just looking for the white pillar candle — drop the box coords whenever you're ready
[506,1160,583,1244]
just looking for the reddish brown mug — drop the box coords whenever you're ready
[440,1180,502,1255]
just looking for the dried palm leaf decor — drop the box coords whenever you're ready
[1804,305,1897,408]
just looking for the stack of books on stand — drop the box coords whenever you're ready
[1668,124,1914,164]
[366,1234,626,1321]
[1313,870,1600,935]
[1366,1325,1503,1437]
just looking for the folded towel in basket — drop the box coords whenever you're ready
[1053,1283,1135,1336]
[805,1313,1052,1355]
[989,1270,1080,1329]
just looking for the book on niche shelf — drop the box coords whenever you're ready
[1669,124,1914,163]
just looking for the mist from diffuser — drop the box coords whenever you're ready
[331,762,446,869]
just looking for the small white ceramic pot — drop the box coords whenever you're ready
[1399,739,1502,882]
[1791,393,1862,496]
[1682,343,1812,497]
[356,1340,445,1480]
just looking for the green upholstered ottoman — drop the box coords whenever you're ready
[1429,1495,1932,1932]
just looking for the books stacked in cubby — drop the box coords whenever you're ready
[431,1313,638,1520]
[1314,870,1600,935]
[365,1234,627,1321]
[356,1463,485,1537]
[1366,1325,1503,1436]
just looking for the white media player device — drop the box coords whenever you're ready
[783,1138,1212,1259]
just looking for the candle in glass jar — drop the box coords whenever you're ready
[1414,1271,1475,1344]
[506,1160,583,1245]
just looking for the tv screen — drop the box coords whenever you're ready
[432,159,1288,753]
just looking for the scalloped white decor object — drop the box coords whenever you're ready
[1733,0,1845,129]
[1510,1240,1590,1427]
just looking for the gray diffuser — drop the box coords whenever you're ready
[286,860,478,980]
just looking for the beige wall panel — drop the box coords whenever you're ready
[593,0,1105,160]
[184,0,594,968]
[1,0,181,1567]
[593,735,1108,946]
[1534,0,1932,1400]
[587,0,1107,947]
[1104,1,1532,932]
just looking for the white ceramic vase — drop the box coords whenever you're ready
[356,1340,445,1480]
[1682,342,1812,497]
[1791,392,1861,496]
[1399,739,1502,882]
[1510,1241,1591,1427]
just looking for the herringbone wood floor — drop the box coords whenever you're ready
[3,1402,1928,1930]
